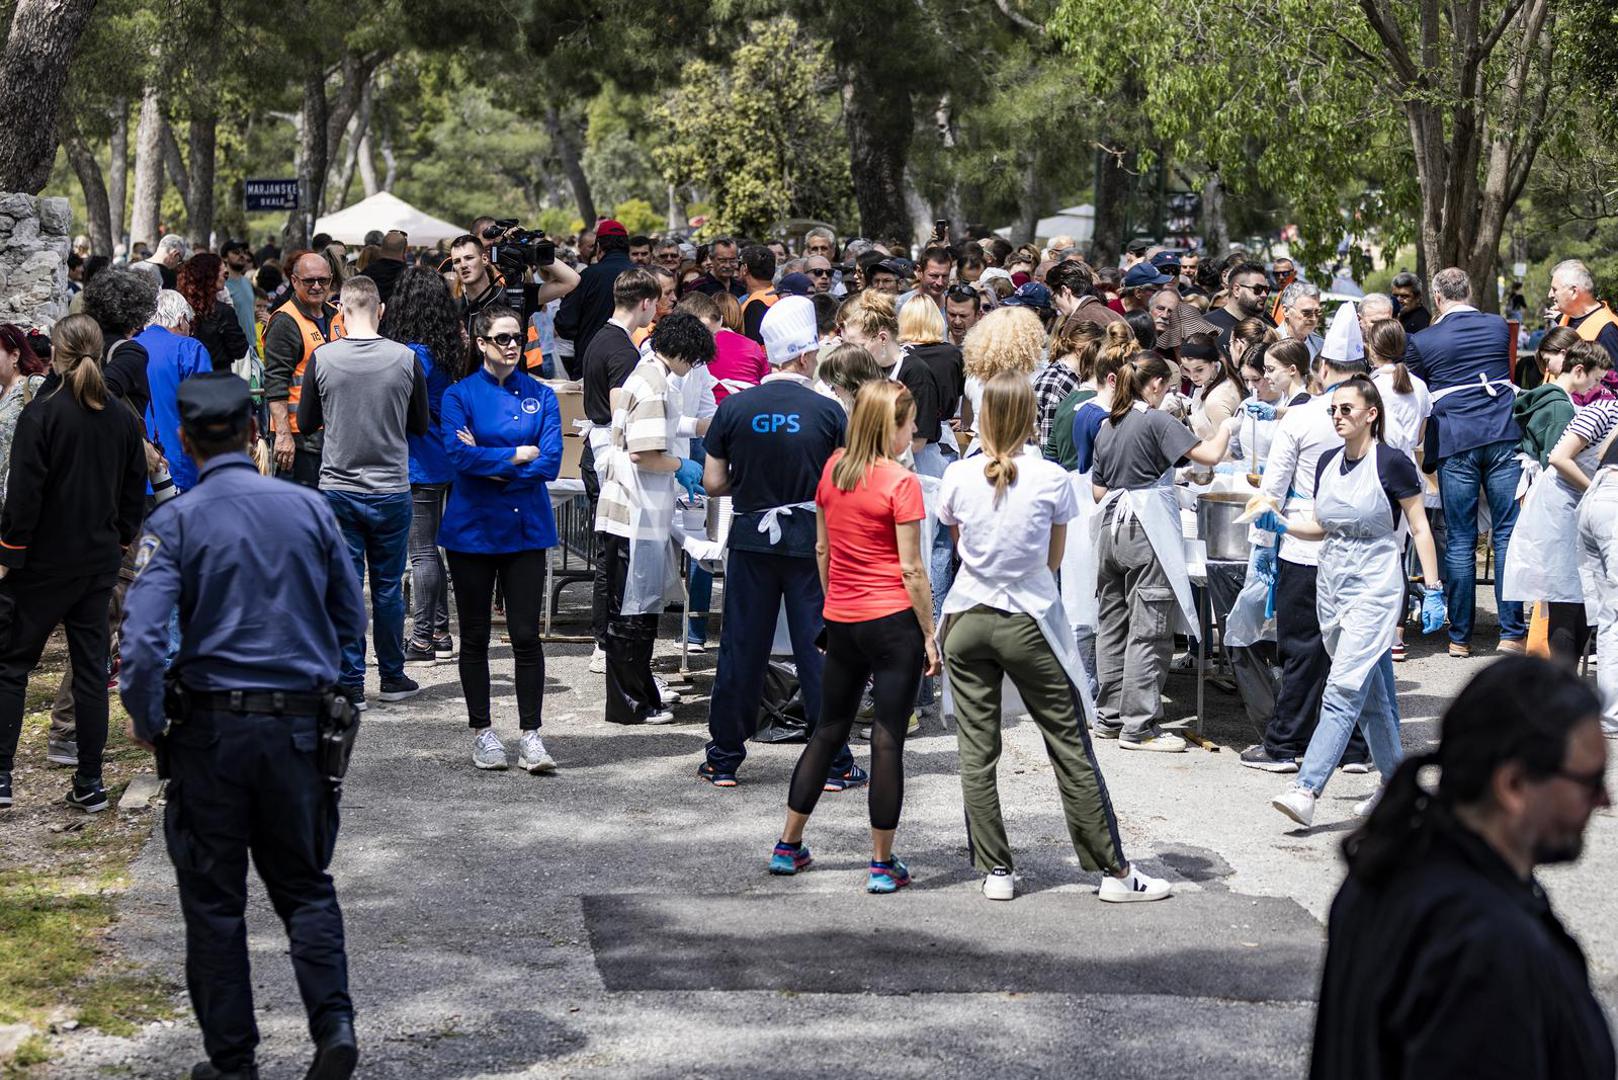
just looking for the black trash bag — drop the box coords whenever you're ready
[753,659,809,743]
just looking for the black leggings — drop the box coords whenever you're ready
[446,549,547,730]
[787,610,924,831]
[1547,601,1592,670]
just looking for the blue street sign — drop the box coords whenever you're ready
[245,179,300,212]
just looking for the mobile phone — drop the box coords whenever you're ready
[933,219,948,241]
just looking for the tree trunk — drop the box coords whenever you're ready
[545,102,595,227]
[666,183,687,233]
[1089,141,1129,266]
[293,69,328,247]
[931,94,964,240]
[1200,166,1229,257]
[379,122,397,193]
[185,114,216,248]
[328,76,373,213]
[1010,153,1040,246]
[107,98,128,247]
[161,121,191,211]
[0,0,100,193]
[61,118,112,255]
[358,127,380,196]
[128,82,166,249]
[841,69,912,241]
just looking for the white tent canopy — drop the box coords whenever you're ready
[993,204,1095,246]
[313,192,465,247]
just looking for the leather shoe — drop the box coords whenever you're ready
[192,1063,259,1080]
[306,1017,359,1080]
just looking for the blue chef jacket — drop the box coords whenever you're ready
[438,366,563,554]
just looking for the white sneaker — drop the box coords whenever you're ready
[1098,866,1172,903]
[517,730,557,774]
[588,646,607,674]
[654,674,681,706]
[1352,786,1382,819]
[472,729,509,770]
[1119,731,1187,753]
[1271,783,1316,827]
[1340,760,1374,775]
[642,707,676,725]
[982,866,1016,901]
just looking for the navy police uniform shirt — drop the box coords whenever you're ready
[119,452,366,741]
[705,375,846,558]
[438,367,563,554]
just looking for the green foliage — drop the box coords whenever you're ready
[611,198,664,236]
[654,17,853,237]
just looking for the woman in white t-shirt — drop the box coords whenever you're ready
[959,307,1042,434]
[938,371,1171,904]
[1366,319,1433,661]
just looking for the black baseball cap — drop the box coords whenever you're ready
[179,373,253,438]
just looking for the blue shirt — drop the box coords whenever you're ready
[118,454,366,740]
[438,367,563,554]
[406,342,455,486]
[135,325,212,490]
[1071,398,1108,475]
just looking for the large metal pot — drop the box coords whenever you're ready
[1197,492,1253,562]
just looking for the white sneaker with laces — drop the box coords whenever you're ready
[1353,785,1382,819]
[983,867,1016,901]
[654,675,680,706]
[1119,731,1188,753]
[1272,783,1316,827]
[642,707,677,725]
[472,729,509,771]
[518,730,557,774]
[1098,866,1172,903]
[588,647,607,674]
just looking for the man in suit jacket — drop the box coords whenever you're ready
[1405,267,1526,657]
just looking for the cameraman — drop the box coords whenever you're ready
[554,218,635,379]
[450,227,578,351]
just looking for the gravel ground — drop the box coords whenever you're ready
[38,590,1617,1079]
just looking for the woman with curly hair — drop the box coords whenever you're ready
[381,266,469,665]
[176,253,250,372]
[960,306,1044,434]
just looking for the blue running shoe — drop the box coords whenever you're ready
[823,763,869,793]
[769,842,812,875]
[867,858,911,894]
[697,761,738,788]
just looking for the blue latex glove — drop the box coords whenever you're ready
[1254,510,1289,535]
[674,457,705,499]
[1251,545,1277,587]
[1421,585,1447,634]
[1244,400,1278,421]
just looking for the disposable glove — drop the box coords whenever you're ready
[1244,400,1278,421]
[1254,510,1289,535]
[674,457,706,498]
[1421,586,1447,634]
[1251,544,1278,587]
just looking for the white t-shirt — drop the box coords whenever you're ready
[937,447,1078,610]
[1372,365,1432,464]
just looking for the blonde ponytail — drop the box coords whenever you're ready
[977,370,1036,507]
[49,313,107,411]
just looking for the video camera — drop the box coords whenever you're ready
[482,219,556,268]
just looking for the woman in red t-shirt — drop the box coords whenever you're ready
[769,381,939,894]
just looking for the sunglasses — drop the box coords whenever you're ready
[1328,404,1365,417]
[946,285,979,302]
[1549,764,1609,799]
[1239,283,1271,295]
[808,268,831,277]
[296,275,332,287]
[480,333,522,348]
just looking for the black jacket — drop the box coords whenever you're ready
[194,299,250,373]
[0,382,147,575]
[1312,813,1615,1080]
[364,256,406,303]
[554,250,634,377]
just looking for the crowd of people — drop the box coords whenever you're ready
[1,213,1614,1077]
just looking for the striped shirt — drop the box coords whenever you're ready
[595,357,679,541]
[1567,399,1618,449]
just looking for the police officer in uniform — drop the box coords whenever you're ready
[119,373,366,1080]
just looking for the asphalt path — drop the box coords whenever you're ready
[46,593,1617,1079]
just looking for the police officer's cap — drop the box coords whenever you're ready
[178,372,253,438]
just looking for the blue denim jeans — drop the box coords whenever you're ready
[1437,440,1525,644]
[324,490,412,686]
[1297,652,1403,795]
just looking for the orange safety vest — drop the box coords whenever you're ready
[1561,301,1618,344]
[744,289,779,316]
[271,298,345,435]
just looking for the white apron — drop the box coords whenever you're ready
[1059,471,1101,632]
[1578,467,1618,626]
[1223,552,1277,647]
[1500,440,1603,604]
[942,562,1096,722]
[1314,446,1404,691]
[1094,475,1197,636]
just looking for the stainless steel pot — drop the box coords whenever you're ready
[1197,492,1253,562]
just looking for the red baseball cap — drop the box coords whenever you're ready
[595,219,627,238]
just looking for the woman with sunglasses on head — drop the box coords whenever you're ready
[1259,377,1444,828]
[439,305,563,774]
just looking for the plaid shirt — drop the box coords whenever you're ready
[1033,360,1084,451]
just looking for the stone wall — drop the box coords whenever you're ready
[0,192,72,330]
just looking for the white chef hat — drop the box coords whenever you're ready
[761,295,819,367]
[1319,301,1364,363]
